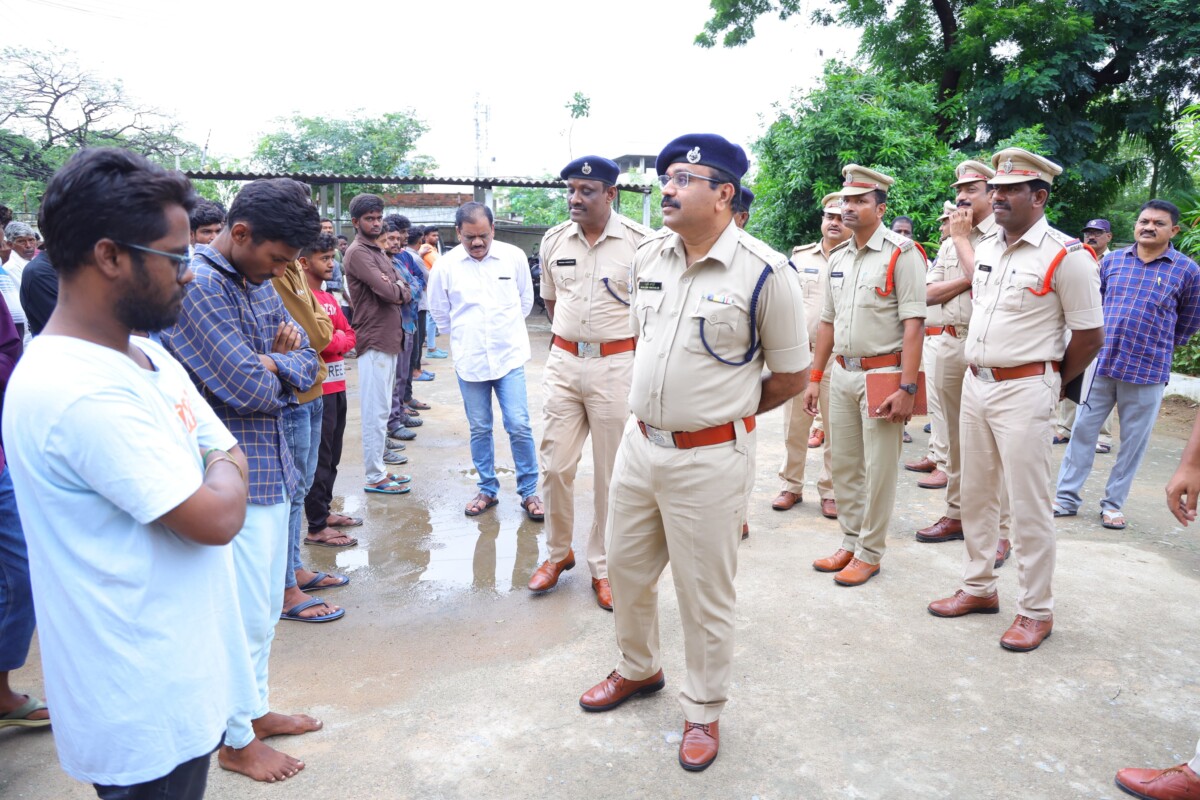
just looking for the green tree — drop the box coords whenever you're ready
[253,111,436,198]
[564,92,591,159]
[498,183,568,226]
[749,63,953,252]
[698,0,1200,227]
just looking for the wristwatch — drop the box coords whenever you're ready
[900,383,918,395]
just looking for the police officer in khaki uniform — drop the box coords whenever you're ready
[773,193,848,519]
[529,156,651,611]
[928,148,1103,652]
[805,165,927,586]
[579,134,809,772]
[913,163,1013,568]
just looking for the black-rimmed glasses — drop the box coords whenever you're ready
[115,241,191,280]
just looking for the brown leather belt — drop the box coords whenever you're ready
[925,325,960,337]
[552,334,636,358]
[835,352,902,371]
[969,361,1060,382]
[637,416,756,449]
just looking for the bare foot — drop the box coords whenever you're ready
[253,711,323,739]
[281,587,342,620]
[304,528,358,547]
[218,739,303,782]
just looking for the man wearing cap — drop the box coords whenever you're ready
[1054,200,1200,530]
[805,165,927,587]
[773,192,848,520]
[578,134,808,772]
[1054,217,1117,451]
[928,147,1103,652]
[912,162,1012,568]
[529,156,652,610]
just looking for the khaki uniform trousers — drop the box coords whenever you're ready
[539,347,632,579]
[929,333,1011,532]
[1056,398,1114,446]
[924,335,949,467]
[960,369,1059,620]
[829,363,904,565]
[606,418,752,724]
[778,372,833,499]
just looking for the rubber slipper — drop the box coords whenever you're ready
[299,571,350,591]
[1101,510,1127,530]
[522,495,545,522]
[1095,443,1112,454]
[304,534,358,548]
[326,514,363,528]
[365,481,411,495]
[0,695,50,728]
[410,400,431,410]
[1053,504,1076,518]
[386,473,412,484]
[280,597,345,623]
[465,493,498,516]
[1053,435,1071,445]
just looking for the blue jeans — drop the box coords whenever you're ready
[281,399,324,589]
[0,467,34,672]
[424,310,437,351]
[457,367,538,499]
[1055,375,1165,514]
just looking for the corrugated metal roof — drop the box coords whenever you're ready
[183,170,653,193]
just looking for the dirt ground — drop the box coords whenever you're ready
[3,316,1199,800]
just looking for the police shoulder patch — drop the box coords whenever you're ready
[738,229,789,272]
[882,228,915,252]
[1045,227,1084,253]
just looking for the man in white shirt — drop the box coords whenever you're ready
[4,146,257,798]
[429,202,542,519]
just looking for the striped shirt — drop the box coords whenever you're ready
[164,244,319,504]
[1097,243,1200,385]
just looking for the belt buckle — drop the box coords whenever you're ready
[976,366,996,382]
[844,356,863,371]
[576,341,601,358]
[642,423,676,448]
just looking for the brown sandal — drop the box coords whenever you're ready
[522,495,545,522]
[465,492,498,517]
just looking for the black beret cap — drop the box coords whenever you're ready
[560,156,619,185]
[655,134,748,181]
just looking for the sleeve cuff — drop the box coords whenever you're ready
[763,345,813,375]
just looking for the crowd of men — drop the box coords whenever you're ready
[1,134,1199,800]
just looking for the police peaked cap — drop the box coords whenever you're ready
[656,134,749,181]
[560,156,620,186]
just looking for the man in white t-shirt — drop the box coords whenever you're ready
[4,147,258,798]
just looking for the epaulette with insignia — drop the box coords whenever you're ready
[616,214,655,239]
[635,228,674,253]
[1045,227,1084,253]
[540,220,574,250]
[791,242,818,256]
[738,229,789,271]
[882,228,915,252]
[829,239,853,254]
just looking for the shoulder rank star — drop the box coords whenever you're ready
[686,147,701,164]
[582,162,592,175]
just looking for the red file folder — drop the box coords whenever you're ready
[865,371,928,418]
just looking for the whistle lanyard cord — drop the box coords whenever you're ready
[699,264,773,366]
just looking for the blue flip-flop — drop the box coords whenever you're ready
[299,572,350,591]
[364,480,411,494]
[280,597,345,623]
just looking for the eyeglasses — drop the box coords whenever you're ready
[657,172,723,189]
[115,241,191,280]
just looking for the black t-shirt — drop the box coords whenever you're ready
[19,251,57,336]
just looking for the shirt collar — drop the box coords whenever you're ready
[975,213,997,237]
[667,219,741,270]
[999,214,1051,250]
[1128,242,1180,266]
[194,243,241,280]
[852,222,886,253]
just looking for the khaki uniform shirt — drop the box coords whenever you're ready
[927,213,997,331]
[965,215,1103,367]
[629,220,811,432]
[821,224,928,357]
[540,212,652,343]
[791,241,832,345]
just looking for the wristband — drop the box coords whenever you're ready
[810,369,824,383]
[204,452,246,483]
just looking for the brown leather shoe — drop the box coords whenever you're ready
[592,578,613,611]
[994,538,1012,568]
[579,669,665,712]
[918,469,948,489]
[1000,614,1053,652]
[528,550,575,593]
[741,523,749,540]
[928,589,1000,617]
[1115,763,1200,800]
[915,516,964,543]
[834,557,880,586]
[904,456,937,473]
[678,720,720,771]
[808,429,824,448]
[821,498,838,519]
[772,490,802,510]
[812,548,854,573]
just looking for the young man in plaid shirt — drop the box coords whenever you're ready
[1054,200,1200,529]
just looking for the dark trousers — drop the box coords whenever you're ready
[94,746,214,800]
[305,391,347,533]
[412,312,426,374]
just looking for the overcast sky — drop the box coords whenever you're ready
[11,0,860,178]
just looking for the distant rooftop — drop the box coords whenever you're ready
[183,170,652,193]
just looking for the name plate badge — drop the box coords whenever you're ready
[638,280,663,290]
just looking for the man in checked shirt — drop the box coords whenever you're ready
[165,178,324,784]
[1054,200,1200,530]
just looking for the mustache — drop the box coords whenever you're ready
[662,199,681,209]
[957,200,972,208]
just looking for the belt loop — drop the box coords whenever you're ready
[733,417,750,454]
